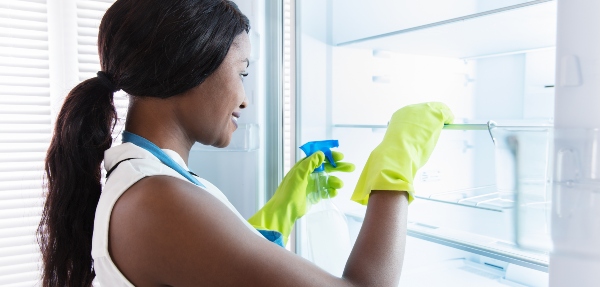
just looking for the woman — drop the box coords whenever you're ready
[38,0,453,286]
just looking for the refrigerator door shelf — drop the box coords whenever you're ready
[517,129,600,254]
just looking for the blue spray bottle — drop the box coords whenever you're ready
[300,140,351,276]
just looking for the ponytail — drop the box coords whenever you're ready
[38,77,118,286]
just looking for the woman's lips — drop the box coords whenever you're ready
[231,112,240,128]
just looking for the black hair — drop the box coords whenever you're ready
[37,0,250,286]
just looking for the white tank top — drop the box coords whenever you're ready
[92,143,262,286]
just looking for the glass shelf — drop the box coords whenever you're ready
[344,212,549,273]
[334,123,489,130]
[335,0,556,59]
[419,185,514,211]
[332,0,546,45]
[397,259,540,287]
[405,222,549,272]
[334,121,552,131]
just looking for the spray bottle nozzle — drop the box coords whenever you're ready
[299,140,339,172]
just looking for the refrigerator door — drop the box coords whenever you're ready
[188,0,279,219]
[294,0,555,285]
[549,0,600,285]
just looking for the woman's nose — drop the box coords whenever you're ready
[239,97,248,109]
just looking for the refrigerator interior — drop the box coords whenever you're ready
[296,0,555,286]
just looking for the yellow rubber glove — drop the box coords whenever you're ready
[248,151,355,245]
[352,102,454,205]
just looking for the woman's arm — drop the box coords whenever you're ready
[344,190,408,286]
[109,176,408,287]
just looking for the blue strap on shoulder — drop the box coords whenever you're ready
[121,131,205,188]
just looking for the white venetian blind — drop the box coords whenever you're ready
[76,0,126,143]
[0,0,49,286]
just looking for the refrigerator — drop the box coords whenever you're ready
[186,0,600,286]
[288,0,597,286]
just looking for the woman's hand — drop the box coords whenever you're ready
[351,102,454,205]
[248,151,355,245]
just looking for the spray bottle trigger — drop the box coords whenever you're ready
[324,149,336,168]
[299,140,339,172]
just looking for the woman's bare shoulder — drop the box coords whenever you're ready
[108,175,223,286]
[108,175,344,287]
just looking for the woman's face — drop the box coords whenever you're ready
[177,33,250,148]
